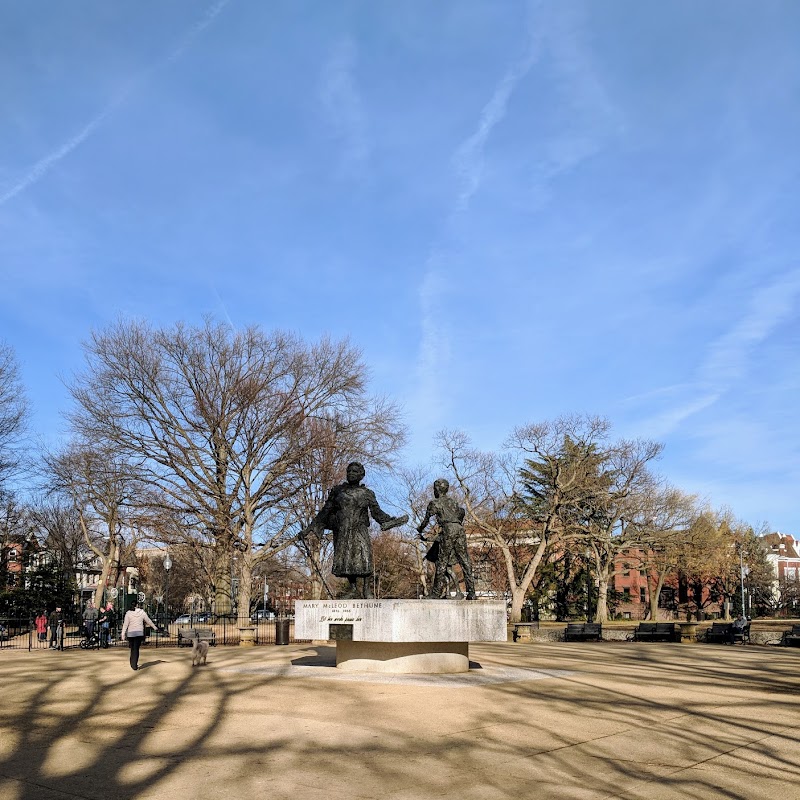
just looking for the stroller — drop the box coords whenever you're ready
[79,626,101,649]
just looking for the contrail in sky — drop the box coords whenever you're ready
[0,0,230,207]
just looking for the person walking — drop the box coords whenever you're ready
[35,611,48,643]
[121,599,158,670]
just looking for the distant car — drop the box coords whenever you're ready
[174,613,211,625]
[250,610,274,622]
[0,622,8,641]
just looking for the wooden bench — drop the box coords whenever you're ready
[177,627,216,647]
[564,622,602,642]
[631,622,680,642]
[781,624,800,647]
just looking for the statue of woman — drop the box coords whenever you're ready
[302,462,408,598]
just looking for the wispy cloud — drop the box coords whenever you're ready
[0,0,230,208]
[701,268,800,385]
[452,44,540,213]
[412,17,541,441]
[636,267,800,438]
[527,2,623,205]
[319,38,370,177]
[0,106,117,206]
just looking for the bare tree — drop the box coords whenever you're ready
[511,416,619,622]
[44,443,144,610]
[67,318,401,624]
[0,342,29,491]
[575,437,664,623]
[28,498,89,575]
[631,485,697,620]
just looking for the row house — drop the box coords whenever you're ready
[762,533,800,612]
[611,548,723,621]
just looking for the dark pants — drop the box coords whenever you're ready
[432,531,476,599]
[100,623,110,647]
[128,635,143,669]
[84,621,95,640]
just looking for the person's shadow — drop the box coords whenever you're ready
[137,660,166,670]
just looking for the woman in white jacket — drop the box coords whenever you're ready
[121,598,158,670]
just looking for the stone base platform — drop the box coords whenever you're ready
[295,599,506,674]
[336,640,469,673]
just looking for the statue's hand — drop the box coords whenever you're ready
[380,514,409,532]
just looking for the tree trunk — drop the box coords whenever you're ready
[93,540,118,610]
[649,572,666,621]
[508,586,526,623]
[213,548,233,617]
[594,565,611,623]
[237,557,253,627]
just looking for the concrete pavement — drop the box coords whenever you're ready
[0,640,797,800]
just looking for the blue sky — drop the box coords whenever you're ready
[1,1,798,533]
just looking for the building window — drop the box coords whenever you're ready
[786,567,798,581]
[640,587,646,603]
[623,588,630,600]
[622,564,631,577]
[639,569,646,577]
[8,548,18,562]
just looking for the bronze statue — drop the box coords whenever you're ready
[302,462,408,599]
[417,479,476,600]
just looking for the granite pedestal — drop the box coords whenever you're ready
[294,599,506,673]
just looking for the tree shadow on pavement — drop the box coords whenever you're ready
[0,641,797,800]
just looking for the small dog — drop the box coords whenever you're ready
[191,636,209,667]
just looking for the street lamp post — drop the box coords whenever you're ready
[585,549,592,622]
[163,555,172,630]
[739,547,750,617]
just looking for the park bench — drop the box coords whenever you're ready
[177,627,216,647]
[781,624,800,647]
[732,621,750,645]
[564,622,602,642]
[705,622,733,644]
[630,622,680,642]
[705,622,749,645]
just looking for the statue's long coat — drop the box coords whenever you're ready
[311,483,394,578]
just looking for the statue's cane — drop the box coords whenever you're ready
[296,529,335,600]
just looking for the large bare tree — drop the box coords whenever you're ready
[631,484,697,620]
[0,341,29,493]
[45,443,144,610]
[571,436,664,623]
[67,318,399,622]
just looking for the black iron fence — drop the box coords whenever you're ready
[0,614,300,651]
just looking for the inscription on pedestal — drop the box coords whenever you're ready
[329,624,354,640]
[295,599,507,643]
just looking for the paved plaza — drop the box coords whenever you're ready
[0,641,797,800]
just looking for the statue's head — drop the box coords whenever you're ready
[433,478,449,497]
[346,462,366,484]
